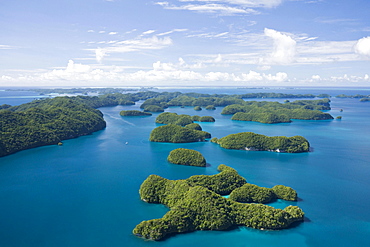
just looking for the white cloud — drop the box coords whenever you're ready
[155,2,259,15]
[91,36,173,62]
[354,36,370,57]
[157,29,188,36]
[261,28,296,65]
[141,30,156,36]
[178,0,283,8]
[109,32,118,35]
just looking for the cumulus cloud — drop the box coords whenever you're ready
[261,28,296,65]
[0,59,289,85]
[354,36,370,57]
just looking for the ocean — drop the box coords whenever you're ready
[0,87,369,247]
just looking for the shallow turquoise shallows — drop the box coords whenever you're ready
[1,88,370,247]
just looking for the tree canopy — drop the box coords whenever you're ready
[134,165,304,241]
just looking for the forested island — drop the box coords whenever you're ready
[134,165,304,241]
[155,112,215,126]
[150,124,211,143]
[167,148,206,167]
[211,132,310,153]
[119,110,152,116]
[0,97,106,157]
[222,99,333,124]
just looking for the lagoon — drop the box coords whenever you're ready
[0,87,370,246]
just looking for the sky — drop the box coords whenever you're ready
[0,0,369,87]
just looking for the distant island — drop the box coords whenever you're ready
[211,132,310,153]
[222,99,333,124]
[120,110,152,116]
[134,165,304,241]
[155,112,216,126]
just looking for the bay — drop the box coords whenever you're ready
[0,87,370,247]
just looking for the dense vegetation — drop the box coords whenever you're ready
[149,124,211,143]
[119,110,152,116]
[184,123,202,130]
[0,97,106,157]
[205,105,216,110]
[167,148,206,167]
[213,132,310,153]
[143,105,164,112]
[155,112,216,125]
[134,165,304,241]
[199,116,215,122]
[229,184,298,203]
[222,99,333,124]
[194,106,202,111]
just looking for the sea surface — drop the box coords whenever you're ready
[0,87,370,247]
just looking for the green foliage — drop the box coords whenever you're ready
[119,110,152,116]
[199,116,216,122]
[221,99,333,123]
[0,97,106,157]
[205,105,216,110]
[272,185,298,201]
[184,123,202,130]
[194,106,202,111]
[232,112,291,124]
[167,148,206,167]
[191,115,200,121]
[134,165,305,241]
[155,112,193,126]
[229,184,275,203]
[149,124,211,143]
[186,164,247,195]
[0,104,11,110]
[210,137,219,143]
[216,132,310,153]
[143,105,164,112]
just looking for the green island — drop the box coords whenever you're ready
[167,148,206,167]
[155,112,216,125]
[222,99,333,124]
[119,110,152,116]
[360,98,370,102]
[0,97,106,157]
[149,124,211,143]
[133,165,304,241]
[211,132,310,153]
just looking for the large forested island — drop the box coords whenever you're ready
[0,97,106,157]
[134,165,304,241]
[211,132,310,153]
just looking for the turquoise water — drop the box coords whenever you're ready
[0,88,370,246]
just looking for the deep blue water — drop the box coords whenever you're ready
[0,87,370,247]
